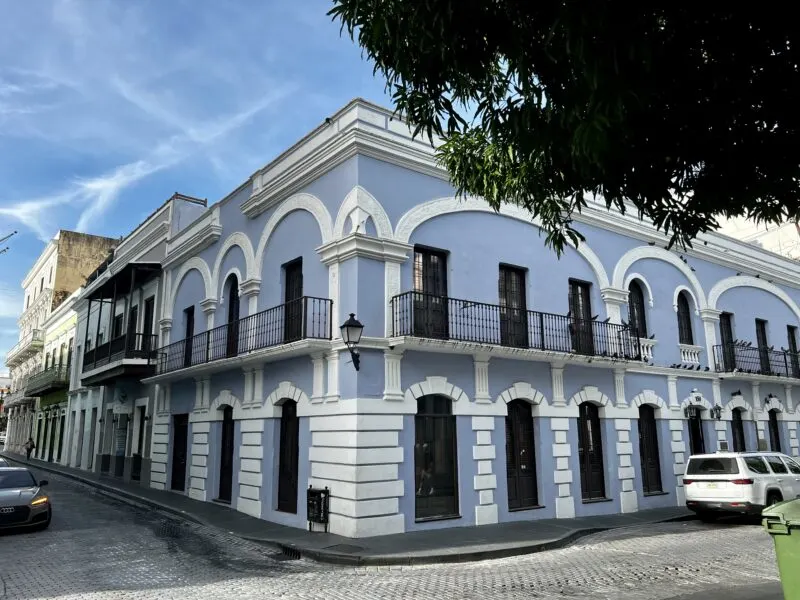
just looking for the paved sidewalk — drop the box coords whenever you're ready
[2,450,695,565]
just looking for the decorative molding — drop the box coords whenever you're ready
[630,389,668,413]
[551,365,566,406]
[764,395,787,414]
[199,298,218,315]
[699,308,722,322]
[614,369,627,408]
[474,355,491,403]
[600,287,629,305]
[167,257,213,319]
[680,393,712,411]
[239,278,261,298]
[253,192,333,279]
[164,206,222,268]
[394,196,610,288]
[265,380,309,407]
[218,267,243,304]
[383,350,404,401]
[707,276,800,324]
[211,231,257,289]
[726,394,750,415]
[384,262,401,337]
[495,382,547,407]
[568,385,610,408]
[311,354,326,402]
[673,285,700,315]
[404,376,469,404]
[623,273,655,307]
[317,233,412,266]
[333,185,393,239]
[613,246,707,310]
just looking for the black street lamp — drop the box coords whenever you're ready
[340,313,364,371]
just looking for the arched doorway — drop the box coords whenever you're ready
[277,399,299,513]
[731,408,746,452]
[638,405,662,494]
[578,402,605,500]
[218,406,234,503]
[225,274,240,358]
[687,409,706,455]
[768,409,782,452]
[505,399,537,510]
[414,394,458,520]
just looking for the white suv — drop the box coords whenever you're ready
[684,452,800,521]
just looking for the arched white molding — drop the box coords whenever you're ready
[568,385,610,407]
[631,389,667,412]
[612,246,707,310]
[333,185,393,239]
[394,196,610,288]
[680,394,713,411]
[708,276,800,325]
[495,382,548,407]
[265,380,310,407]
[726,395,750,415]
[765,396,786,414]
[404,376,469,404]
[211,232,257,293]
[217,267,243,308]
[624,273,655,308]
[210,389,242,413]
[674,285,700,315]
[168,257,213,319]
[254,193,333,275]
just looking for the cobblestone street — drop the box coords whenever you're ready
[0,470,783,599]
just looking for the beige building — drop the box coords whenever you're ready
[4,231,117,456]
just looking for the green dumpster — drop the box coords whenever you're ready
[763,498,800,600]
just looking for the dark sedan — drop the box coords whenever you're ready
[0,467,51,531]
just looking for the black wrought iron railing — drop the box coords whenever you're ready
[83,333,158,373]
[156,296,333,375]
[391,291,641,360]
[713,342,800,378]
[24,365,70,395]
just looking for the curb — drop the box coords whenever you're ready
[2,451,696,566]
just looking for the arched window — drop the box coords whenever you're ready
[731,408,746,452]
[577,402,605,500]
[277,399,299,513]
[638,405,662,494]
[225,274,240,358]
[627,281,648,338]
[676,291,694,345]
[415,395,458,520]
[769,409,782,453]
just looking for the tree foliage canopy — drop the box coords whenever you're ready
[329,2,800,252]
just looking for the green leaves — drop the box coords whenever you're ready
[330,2,800,253]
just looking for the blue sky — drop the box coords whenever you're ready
[0,0,392,372]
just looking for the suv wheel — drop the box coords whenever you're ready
[766,491,783,507]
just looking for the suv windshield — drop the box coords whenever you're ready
[0,470,36,489]
[686,457,740,475]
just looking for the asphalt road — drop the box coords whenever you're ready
[0,466,785,599]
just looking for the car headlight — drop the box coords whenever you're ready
[30,496,49,507]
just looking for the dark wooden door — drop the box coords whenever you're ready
[47,417,57,462]
[413,248,449,339]
[720,312,735,371]
[505,399,538,509]
[731,409,746,452]
[578,403,605,500]
[499,266,528,348]
[688,414,706,455]
[284,260,303,342]
[183,306,195,368]
[769,409,782,452]
[218,406,234,502]
[142,296,155,354]
[638,406,662,494]
[788,326,800,377]
[756,319,771,374]
[226,277,240,358]
[57,415,65,462]
[171,414,189,492]
[277,400,299,513]
[569,279,594,355]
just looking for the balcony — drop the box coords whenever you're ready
[81,333,158,386]
[156,296,333,375]
[390,291,641,361]
[713,342,800,379]
[5,329,44,367]
[25,365,70,397]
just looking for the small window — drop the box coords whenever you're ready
[113,314,124,339]
[686,457,739,475]
[766,456,788,474]
[40,277,44,292]
[782,457,800,475]
[676,291,694,345]
[49,266,53,283]
[627,280,648,338]
[744,456,770,474]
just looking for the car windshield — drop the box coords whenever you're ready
[0,471,36,489]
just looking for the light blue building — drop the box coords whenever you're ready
[140,99,800,538]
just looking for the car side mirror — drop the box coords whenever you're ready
[39,480,48,487]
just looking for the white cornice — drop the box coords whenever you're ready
[317,233,412,266]
[163,206,222,269]
[21,240,58,291]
